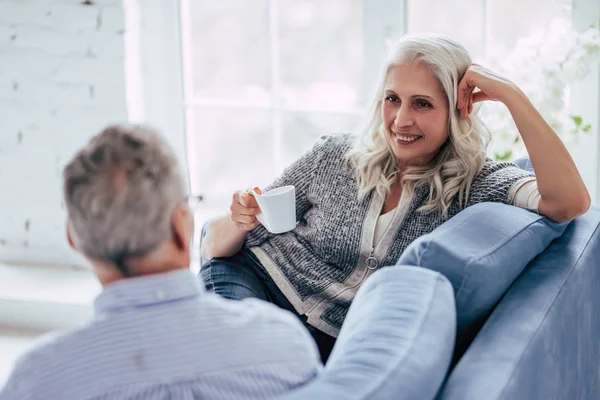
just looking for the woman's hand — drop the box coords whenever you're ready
[230,188,262,231]
[456,64,520,119]
[456,64,590,222]
[201,186,265,260]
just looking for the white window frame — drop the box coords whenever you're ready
[177,0,405,195]
[124,0,189,189]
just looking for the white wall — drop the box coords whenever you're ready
[0,0,127,267]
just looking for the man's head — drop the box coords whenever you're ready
[63,125,193,284]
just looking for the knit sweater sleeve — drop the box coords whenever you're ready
[466,158,535,207]
[244,135,338,247]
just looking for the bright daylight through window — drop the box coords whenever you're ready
[179,0,597,232]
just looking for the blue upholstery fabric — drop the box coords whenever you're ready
[280,266,456,400]
[439,205,600,400]
[512,156,534,172]
[397,203,567,359]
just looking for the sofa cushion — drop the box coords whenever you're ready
[279,266,456,400]
[512,156,534,172]
[397,202,567,359]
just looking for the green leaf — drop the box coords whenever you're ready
[583,124,592,133]
[572,115,583,127]
[494,150,513,161]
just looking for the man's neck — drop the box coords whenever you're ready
[95,262,189,287]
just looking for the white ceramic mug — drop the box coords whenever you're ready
[251,185,296,234]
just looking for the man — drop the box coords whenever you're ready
[0,125,322,400]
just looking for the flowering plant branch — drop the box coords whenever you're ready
[480,18,600,160]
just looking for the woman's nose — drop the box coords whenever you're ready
[394,106,414,127]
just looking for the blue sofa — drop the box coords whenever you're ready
[438,205,600,400]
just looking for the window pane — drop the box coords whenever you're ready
[279,112,361,168]
[277,0,363,110]
[488,0,572,60]
[407,0,484,60]
[187,109,274,209]
[187,0,270,104]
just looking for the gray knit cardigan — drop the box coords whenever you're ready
[245,133,533,337]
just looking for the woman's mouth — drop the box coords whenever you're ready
[394,133,423,144]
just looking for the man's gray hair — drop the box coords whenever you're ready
[63,125,187,268]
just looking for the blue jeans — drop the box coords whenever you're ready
[200,249,336,363]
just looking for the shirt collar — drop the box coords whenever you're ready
[94,269,204,316]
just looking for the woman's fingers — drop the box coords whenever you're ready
[457,85,472,119]
[231,207,256,224]
[230,190,262,230]
[230,204,260,230]
[457,84,466,111]
[226,188,265,231]
[457,69,474,106]
[468,91,473,116]
[457,64,507,118]
[233,191,260,212]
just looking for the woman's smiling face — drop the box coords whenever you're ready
[382,63,450,169]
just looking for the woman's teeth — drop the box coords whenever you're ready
[395,134,421,142]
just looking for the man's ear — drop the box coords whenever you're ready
[66,221,77,251]
[171,204,193,252]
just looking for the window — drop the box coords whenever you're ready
[175,0,597,237]
[407,0,572,62]
[180,0,371,228]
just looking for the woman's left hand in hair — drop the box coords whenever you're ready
[456,64,520,120]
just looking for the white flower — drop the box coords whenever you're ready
[483,18,600,160]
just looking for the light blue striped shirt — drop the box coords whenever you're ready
[0,269,322,399]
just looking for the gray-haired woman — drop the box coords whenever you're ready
[200,33,590,362]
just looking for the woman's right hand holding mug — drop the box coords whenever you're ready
[230,187,262,231]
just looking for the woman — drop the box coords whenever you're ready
[200,33,590,362]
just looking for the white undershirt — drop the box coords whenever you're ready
[509,178,540,211]
[373,208,396,247]
[372,178,541,248]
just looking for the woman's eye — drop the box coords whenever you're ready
[385,95,398,103]
[416,100,432,108]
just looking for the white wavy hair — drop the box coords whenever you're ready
[347,33,490,218]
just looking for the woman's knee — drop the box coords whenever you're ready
[201,257,269,301]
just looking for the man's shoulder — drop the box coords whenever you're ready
[203,293,304,331]
[1,329,82,397]
[12,329,71,366]
[202,294,320,355]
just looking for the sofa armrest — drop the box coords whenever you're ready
[398,203,566,361]
[439,206,600,400]
[280,266,456,400]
